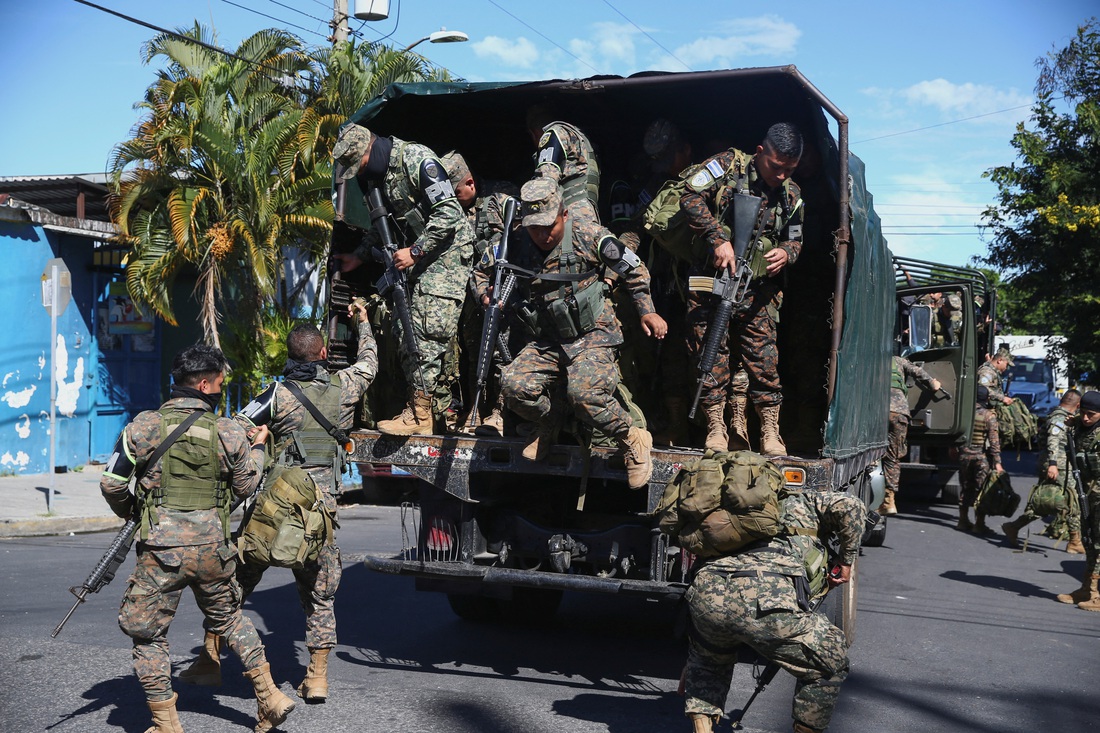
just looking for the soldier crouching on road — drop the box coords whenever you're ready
[682,487,867,733]
[500,179,667,489]
[100,344,295,733]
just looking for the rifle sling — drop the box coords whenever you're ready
[140,410,206,484]
[282,380,348,445]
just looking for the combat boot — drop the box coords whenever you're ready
[377,391,433,436]
[297,647,330,702]
[1001,516,1032,548]
[793,723,823,733]
[1066,531,1086,554]
[1056,573,1098,604]
[956,506,973,532]
[688,713,718,733]
[474,406,505,437]
[144,693,183,733]
[244,662,296,733]
[877,488,898,516]
[703,402,727,452]
[177,631,222,686]
[522,420,559,462]
[726,392,750,451]
[620,426,654,489]
[973,513,992,535]
[756,403,787,456]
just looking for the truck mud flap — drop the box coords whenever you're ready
[363,553,686,599]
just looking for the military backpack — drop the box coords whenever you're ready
[974,470,1020,517]
[655,449,783,557]
[994,399,1038,450]
[237,466,335,569]
[1024,479,1068,518]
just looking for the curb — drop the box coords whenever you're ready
[0,516,126,539]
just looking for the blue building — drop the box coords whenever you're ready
[0,175,163,473]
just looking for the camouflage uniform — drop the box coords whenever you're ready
[1075,419,1100,575]
[885,356,938,495]
[500,191,656,442]
[532,120,601,225]
[101,397,268,702]
[1010,405,1081,533]
[233,319,378,650]
[977,362,1010,405]
[684,490,866,731]
[959,405,1001,508]
[351,136,475,417]
[681,149,804,409]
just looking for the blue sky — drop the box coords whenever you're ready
[2,0,1095,267]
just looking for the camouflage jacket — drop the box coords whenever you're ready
[891,355,938,414]
[680,148,804,282]
[464,184,520,301]
[1076,421,1100,493]
[1040,406,1074,471]
[236,320,378,507]
[353,136,475,300]
[963,405,1001,465]
[470,228,545,306]
[696,490,866,602]
[100,397,265,547]
[533,120,599,208]
[977,362,1008,404]
[527,214,655,359]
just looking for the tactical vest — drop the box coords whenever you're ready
[545,121,601,210]
[1080,426,1100,486]
[140,408,230,540]
[531,216,607,340]
[969,408,990,450]
[891,358,907,395]
[278,375,344,482]
[775,494,829,598]
[389,139,431,235]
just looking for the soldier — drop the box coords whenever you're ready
[440,151,520,435]
[882,355,942,515]
[1056,390,1100,611]
[331,123,475,435]
[1002,389,1083,551]
[682,482,867,733]
[100,344,295,733]
[527,103,601,224]
[681,122,805,455]
[958,385,1003,533]
[978,348,1014,405]
[500,179,666,489]
[180,301,377,703]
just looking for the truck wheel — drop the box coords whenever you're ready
[863,514,887,548]
[446,593,499,623]
[941,473,961,504]
[823,558,859,646]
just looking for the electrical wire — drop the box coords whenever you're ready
[853,102,1041,144]
[485,0,600,75]
[599,0,692,72]
[221,0,328,40]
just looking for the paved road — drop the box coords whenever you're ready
[2,459,1099,733]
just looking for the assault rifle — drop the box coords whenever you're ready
[687,192,765,419]
[52,517,137,638]
[368,186,425,387]
[1067,429,1089,546]
[467,196,520,428]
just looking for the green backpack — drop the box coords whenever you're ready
[975,470,1021,517]
[994,400,1038,449]
[1025,480,1068,518]
[656,450,783,557]
[238,466,336,569]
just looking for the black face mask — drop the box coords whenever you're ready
[358,135,392,181]
[171,385,221,411]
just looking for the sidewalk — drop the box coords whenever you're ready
[0,465,123,538]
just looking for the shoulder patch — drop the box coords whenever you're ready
[689,168,715,189]
[704,159,725,178]
[422,159,442,181]
[538,131,551,148]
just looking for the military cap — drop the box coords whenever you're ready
[1081,390,1100,413]
[441,151,471,187]
[332,124,374,180]
[976,385,990,404]
[994,347,1014,365]
[520,179,562,227]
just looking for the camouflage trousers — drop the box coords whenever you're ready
[883,411,909,493]
[1084,491,1100,575]
[686,280,783,409]
[501,342,631,440]
[685,567,849,730]
[236,541,343,650]
[119,543,266,701]
[958,449,992,507]
[395,283,463,417]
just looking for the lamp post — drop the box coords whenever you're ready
[402,28,469,53]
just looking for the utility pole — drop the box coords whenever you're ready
[332,0,348,45]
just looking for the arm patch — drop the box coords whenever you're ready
[104,432,136,481]
[598,235,641,276]
[535,129,565,171]
[239,382,278,426]
[419,157,456,207]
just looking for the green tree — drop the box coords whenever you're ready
[980,18,1100,382]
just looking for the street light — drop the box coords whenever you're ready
[402,28,469,53]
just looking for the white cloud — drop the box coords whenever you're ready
[673,16,800,69]
[900,79,1032,118]
[472,36,539,69]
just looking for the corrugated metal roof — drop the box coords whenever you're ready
[0,194,117,238]
[0,174,111,222]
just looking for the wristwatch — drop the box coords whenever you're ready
[409,243,424,260]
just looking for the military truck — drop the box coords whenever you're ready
[893,256,998,503]
[328,66,895,638]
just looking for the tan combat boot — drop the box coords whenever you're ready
[1056,573,1099,604]
[377,391,433,436]
[956,505,973,532]
[877,488,898,516]
[522,420,559,462]
[244,662,296,733]
[688,713,718,733]
[177,631,222,687]
[726,392,750,451]
[620,426,654,490]
[703,402,728,452]
[144,693,183,733]
[474,404,505,437]
[1001,516,1031,548]
[793,723,822,733]
[1066,531,1086,554]
[297,647,330,702]
[756,403,787,457]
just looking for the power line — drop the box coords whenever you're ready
[221,0,328,40]
[485,0,600,75]
[598,0,691,72]
[262,0,331,28]
[853,102,1036,144]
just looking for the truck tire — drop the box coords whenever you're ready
[823,557,859,646]
[863,514,887,548]
[446,593,499,623]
